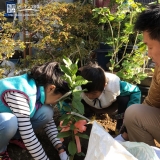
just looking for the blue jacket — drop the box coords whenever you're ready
[0,74,45,118]
[120,81,141,107]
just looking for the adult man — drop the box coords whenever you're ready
[124,4,160,146]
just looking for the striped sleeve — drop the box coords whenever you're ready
[44,119,62,147]
[4,91,49,160]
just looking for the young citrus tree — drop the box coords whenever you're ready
[57,57,89,160]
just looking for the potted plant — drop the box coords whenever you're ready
[94,42,113,71]
[92,0,149,84]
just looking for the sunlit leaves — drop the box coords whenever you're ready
[15,1,99,64]
[92,0,148,84]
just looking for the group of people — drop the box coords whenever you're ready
[0,3,160,160]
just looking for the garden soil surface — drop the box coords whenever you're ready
[8,105,160,160]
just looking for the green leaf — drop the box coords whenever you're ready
[76,152,85,156]
[99,17,107,23]
[73,79,89,88]
[70,63,78,75]
[76,133,89,139]
[75,75,87,82]
[57,131,71,138]
[62,74,72,87]
[63,105,72,112]
[70,123,76,130]
[59,114,71,121]
[68,141,77,155]
[73,116,84,121]
[63,57,72,66]
[72,91,81,101]
[72,100,84,114]
[108,15,115,21]
[60,65,72,77]
[62,118,72,126]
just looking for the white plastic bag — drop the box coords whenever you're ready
[85,121,137,160]
[120,141,160,160]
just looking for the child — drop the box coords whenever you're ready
[0,62,70,160]
[79,62,141,135]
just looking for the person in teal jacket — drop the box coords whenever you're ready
[78,62,141,135]
[0,62,70,160]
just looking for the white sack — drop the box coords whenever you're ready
[85,121,137,160]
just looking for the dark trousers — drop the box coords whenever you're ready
[116,96,130,130]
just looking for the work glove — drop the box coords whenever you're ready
[59,151,69,160]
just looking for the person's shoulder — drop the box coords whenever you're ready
[105,72,120,80]
[105,71,117,76]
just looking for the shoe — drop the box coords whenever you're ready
[9,139,26,150]
[0,151,11,160]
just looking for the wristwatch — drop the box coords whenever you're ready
[57,144,66,151]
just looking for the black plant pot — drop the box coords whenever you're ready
[94,42,113,71]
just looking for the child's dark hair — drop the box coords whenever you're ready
[79,62,107,93]
[28,62,70,95]
[134,4,160,41]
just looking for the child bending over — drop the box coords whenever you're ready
[0,62,70,160]
[79,62,141,136]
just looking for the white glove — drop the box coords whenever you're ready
[59,151,69,160]
[114,134,126,142]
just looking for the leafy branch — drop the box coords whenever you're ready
[57,57,89,159]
